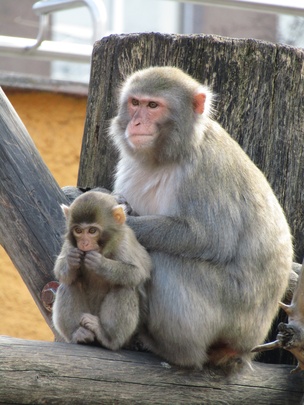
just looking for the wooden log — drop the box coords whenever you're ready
[0,87,68,336]
[78,33,304,263]
[0,336,303,404]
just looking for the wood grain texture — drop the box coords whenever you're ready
[0,336,303,404]
[78,33,304,261]
[0,87,68,336]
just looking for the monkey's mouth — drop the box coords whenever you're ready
[128,134,154,148]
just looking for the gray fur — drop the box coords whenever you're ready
[52,191,151,350]
[110,66,293,368]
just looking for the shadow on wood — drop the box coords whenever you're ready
[0,336,303,404]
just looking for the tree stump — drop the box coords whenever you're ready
[78,33,304,263]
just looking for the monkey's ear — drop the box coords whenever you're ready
[193,92,206,114]
[112,205,126,225]
[61,204,70,219]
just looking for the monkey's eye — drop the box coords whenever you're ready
[148,101,158,108]
[131,98,139,106]
[89,227,98,235]
[74,227,82,234]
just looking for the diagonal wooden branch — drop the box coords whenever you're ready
[0,87,68,339]
[252,261,304,373]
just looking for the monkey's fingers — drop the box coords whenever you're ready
[68,250,84,265]
[70,247,85,257]
[84,250,103,269]
[71,326,95,344]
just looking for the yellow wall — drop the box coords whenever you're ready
[0,89,87,341]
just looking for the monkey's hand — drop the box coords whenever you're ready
[68,247,84,269]
[84,250,104,274]
[84,249,149,287]
[57,247,84,284]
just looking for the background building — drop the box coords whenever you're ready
[0,0,303,84]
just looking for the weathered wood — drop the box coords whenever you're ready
[0,336,303,405]
[0,87,68,336]
[78,33,304,262]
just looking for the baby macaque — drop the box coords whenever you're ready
[52,191,151,350]
[109,66,293,369]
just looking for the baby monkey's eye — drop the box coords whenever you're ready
[89,227,98,234]
[74,227,82,234]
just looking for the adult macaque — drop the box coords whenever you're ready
[109,66,293,369]
[52,191,151,350]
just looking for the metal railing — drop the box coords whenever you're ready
[0,0,107,63]
[1,0,303,64]
[170,0,304,17]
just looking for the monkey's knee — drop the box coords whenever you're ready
[104,316,138,351]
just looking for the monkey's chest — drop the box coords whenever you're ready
[131,181,175,215]
[81,272,110,308]
[115,162,181,215]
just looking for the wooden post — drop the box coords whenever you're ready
[0,87,68,336]
[78,33,304,263]
[0,336,303,404]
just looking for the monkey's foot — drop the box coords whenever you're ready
[71,326,95,344]
[80,313,101,338]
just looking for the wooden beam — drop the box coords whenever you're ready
[0,336,303,404]
[0,87,68,336]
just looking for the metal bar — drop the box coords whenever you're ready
[32,0,86,14]
[25,14,50,50]
[0,36,92,63]
[0,0,106,62]
[170,0,304,17]
[33,0,107,41]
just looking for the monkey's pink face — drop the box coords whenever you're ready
[126,96,168,148]
[72,224,101,252]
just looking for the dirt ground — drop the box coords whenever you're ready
[0,89,87,341]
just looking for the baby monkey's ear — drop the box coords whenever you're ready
[112,205,126,225]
